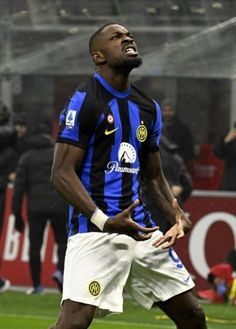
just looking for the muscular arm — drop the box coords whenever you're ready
[143,151,192,248]
[142,151,177,225]
[51,143,97,218]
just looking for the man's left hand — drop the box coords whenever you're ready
[152,198,192,249]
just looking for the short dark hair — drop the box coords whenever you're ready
[89,22,117,53]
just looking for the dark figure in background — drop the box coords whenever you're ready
[0,98,16,292]
[49,23,207,329]
[0,98,16,232]
[213,123,236,191]
[159,135,193,205]
[12,124,68,294]
[162,99,195,165]
[13,113,29,161]
[143,135,193,233]
[8,113,30,184]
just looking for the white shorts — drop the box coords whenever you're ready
[62,231,194,317]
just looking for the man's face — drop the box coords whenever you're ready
[93,24,142,70]
[15,123,27,138]
[162,105,175,122]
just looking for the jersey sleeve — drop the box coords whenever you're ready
[146,100,162,152]
[57,90,93,149]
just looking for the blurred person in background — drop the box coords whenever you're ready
[142,134,193,233]
[213,123,236,191]
[188,143,224,190]
[159,135,193,205]
[161,99,195,165]
[12,123,68,294]
[7,113,30,184]
[0,97,16,292]
[197,249,236,305]
[0,98,16,230]
[13,113,29,161]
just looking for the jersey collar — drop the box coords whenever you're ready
[94,73,131,99]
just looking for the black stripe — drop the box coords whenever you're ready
[89,97,114,214]
[118,99,133,210]
[70,209,79,235]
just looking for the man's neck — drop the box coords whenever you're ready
[97,69,130,92]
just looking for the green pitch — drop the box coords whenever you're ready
[0,291,236,329]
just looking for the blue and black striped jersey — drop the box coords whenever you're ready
[57,73,162,236]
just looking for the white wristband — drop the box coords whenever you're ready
[90,208,109,231]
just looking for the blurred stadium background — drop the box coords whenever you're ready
[0,0,236,142]
[0,0,236,304]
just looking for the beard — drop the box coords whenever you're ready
[112,56,142,74]
[123,56,142,69]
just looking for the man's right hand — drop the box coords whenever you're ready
[103,199,159,241]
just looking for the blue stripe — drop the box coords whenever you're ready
[78,214,88,233]
[60,91,86,142]
[68,205,74,235]
[94,73,131,99]
[103,98,123,217]
[80,133,95,192]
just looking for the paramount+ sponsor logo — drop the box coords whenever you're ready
[105,142,140,174]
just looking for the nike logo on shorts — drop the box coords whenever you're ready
[183,275,191,284]
[104,128,118,135]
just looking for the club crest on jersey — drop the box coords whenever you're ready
[107,114,114,124]
[88,281,101,296]
[65,110,76,128]
[136,124,147,142]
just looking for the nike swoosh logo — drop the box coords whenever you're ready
[183,275,190,283]
[104,128,118,135]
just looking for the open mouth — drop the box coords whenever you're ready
[123,45,138,56]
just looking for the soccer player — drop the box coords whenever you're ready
[49,23,207,329]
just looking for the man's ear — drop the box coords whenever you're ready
[91,51,106,65]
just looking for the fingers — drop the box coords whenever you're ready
[152,223,183,249]
[153,235,175,249]
[133,229,163,241]
[128,221,159,239]
[153,229,185,248]
[126,199,140,214]
[129,221,159,240]
[141,225,159,232]
[133,232,153,241]
[177,230,184,239]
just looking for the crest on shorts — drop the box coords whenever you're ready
[89,281,101,296]
[136,124,147,142]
